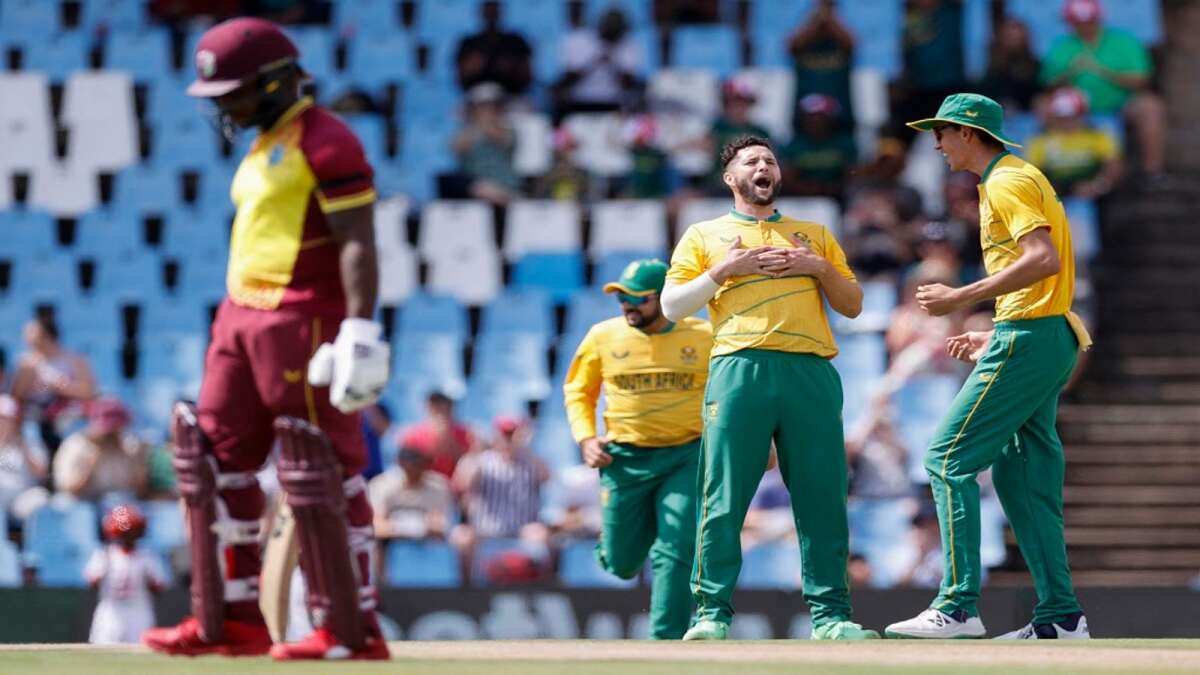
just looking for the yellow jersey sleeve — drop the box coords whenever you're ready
[562,327,603,443]
[987,173,1051,242]
[666,225,709,283]
[821,227,857,282]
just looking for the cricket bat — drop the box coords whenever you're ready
[259,498,300,643]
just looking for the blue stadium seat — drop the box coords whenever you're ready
[146,77,197,128]
[171,256,227,300]
[139,297,213,339]
[479,289,554,338]
[564,290,615,336]
[847,497,912,587]
[739,541,803,589]
[629,28,662,78]
[68,334,124,387]
[894,374,961,484]
[392,332,467,398]
[160,211,231,261]
[455,381,527,431]
[333,0,402,34]
[553,330,589,382]
[88,251,166,303]
[592,251,659,291]
[344,114,389,165]
[832,279,897,334]
[560,539,636,588]
[2,209,58,259]
[415,0,483,42]
[749,0,814,67]
[192,165,239,218]
[832,331,886,381]
[56,296,123,341]
[1009,0,1161,56]
[384,540,461,588]
[104,27,173,81]
[346,32,414,91]
[0,0,61,38]
[840,0,903,78]
[532,416,578,472]
[399,78,462,126]
[398,121,458,174]
[150,119,223,172]
[380,377,431,427]
[1004,111,1041,148]
[421,35,462,83]
[1063,197,1100,261]
[9,253,82,301]
[112,165,181,218]
[501,0,568,43]
[283,27,336,82]
[471,333,552,401]
[512,253,586,304]
[24,500,100,587]
[0,540,21,588]
[20,30,90,81]
[74,211,145,258]
[672,25,741,76]
[80,0,147,31]
[142,499,186,554]
[138,332,206,382]
[397,293,469,339]
[1103,0,1163,46]
[584,0,653,27]
[963,0,992,80]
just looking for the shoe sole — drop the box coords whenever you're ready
[884,630,985,640]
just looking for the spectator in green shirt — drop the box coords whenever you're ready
[894,0,966,142]
[702,77,772,194]
[1040,0,1165,176]
[780,94,857,199]
[786,0,855,131]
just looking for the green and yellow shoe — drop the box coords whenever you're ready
[682,620,729,641]
[811,620,881,640]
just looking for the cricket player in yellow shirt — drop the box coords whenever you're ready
[886,93,1093,640]
[660,135,878,641]
[563,259,712,639]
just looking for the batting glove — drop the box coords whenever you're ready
[307,318,391,413]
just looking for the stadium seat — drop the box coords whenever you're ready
[0,540,21,588]
[832,331,886,382]
[378,241,419,304]
[847,497,913,587]
[89,251,166,303]
[133,374,202,430]
[560,539,636,588]
[832,279,896,334]
[1064,197,1100,262]
[553,329,589,383]
[346,31,414,91]
[64,332,123,386]
[0,73,56,172]
[139,297,213,339]
[344,114,389,165]
[0,173,10,211]
[149,119,224,172]
[501,0,568,81]
[141,500,185,554]
[583,0,652,27]
[283,27,336,82]
[739,541,803,589]
[503,200,582,260]
[333,0,402,34]
[963,0,992,81]
[472,333,553,401]
[511,111,554,177]
[103,27,174,82]
[8,252,81,301]
[455,381,527,431]
[479,288,554,338]
[415,0,483,42]
[20,30,90,81]
[193,164,238,216]
[146,76,198,129]
[80,0,147,31]
[648,69,720,120]
[675,197,732,242]
[161,214,231,263]
[589,200,668,259]
[2,209,58,258]
[736,68,797,143]
[373,196,410,252]
[74,210,145,258]
[397,292,469,339]
[24,500,100,587]
[418,200,495,259]
[28,163,100,217]
[138,332,207,383]
[61,71,139,172]
[54,295,123,341]
[564,290,615,337]
[748,0,814,68]
[392,331,467,398]
[0,0,61,38]
[1009,0,1162,56]
[384,540,462,588]
[850,67,890,130]
[561,113,633,177]
[531,416,580,473]
[840,0,903,77]
[671,25,741,76]
[894,374,961,483]
[511,253,585,304]
[171,256,226,300]
[112,165,182,218]
[427,249,502,304]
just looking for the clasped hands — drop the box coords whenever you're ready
[715,234,829,282]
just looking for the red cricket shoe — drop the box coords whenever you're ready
[269,626,390,661]
[142,616,273,657]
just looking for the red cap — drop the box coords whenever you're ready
[87,396,131,435]
[1063,0,1103,24]
[103,503,147,542]
[187,17,299,98]
[492,415,526,435]
[1048,87,1089,117]
[722,76,757,102]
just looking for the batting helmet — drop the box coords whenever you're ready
[102,503,147,542]
[187,17,299,98]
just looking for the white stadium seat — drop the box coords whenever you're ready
[0,73,55,172]
[648,69,719,120]
[503,200,582,260]
[850,68,890,129]
[775,197,842,237]
[29,162,98,216]
[61,71,139,171]
[736,68,797,143]
[0,169,11,210]
[511,111,553,177]
[377,240,418,304]
[374,195,411,255]
[675,198,732,242]
[589,199,667,257]
[562,113,631,177]
[417,199,495,261]
[427,248,502,305]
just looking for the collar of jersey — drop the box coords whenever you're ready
[261,96,314,138]
[729,208,782,223]
[979,150,1011,183]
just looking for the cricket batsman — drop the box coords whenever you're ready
[141,17,391,659]
[661,135,878,641]
[563,259,711,639]
[885,93,1092,640]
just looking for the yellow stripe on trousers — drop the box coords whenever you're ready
[939,331,1017,592]
[303,317,322,425]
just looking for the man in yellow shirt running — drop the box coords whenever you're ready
[563,259,712,639]
[660,135,878,641]
[886,93,1093,640]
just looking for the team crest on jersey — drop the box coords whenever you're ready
[791,232,813,247]
[283,369,303,383]
[680,346,697,364]
[611,350,630,359]
[196,49,217,78]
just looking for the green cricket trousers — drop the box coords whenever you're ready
[596,439,699,639]
[926,315,1082,624]
[691,349,853,628]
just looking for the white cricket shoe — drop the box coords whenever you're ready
[885,609,986,639]
[995,613,1089,640]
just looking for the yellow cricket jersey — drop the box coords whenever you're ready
[563,317,711,447]
[666,210,855,358]
[227,97,376,312]
[978,152,1075,321]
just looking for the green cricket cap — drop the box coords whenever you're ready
[603,259,668,297]
[907,92,1021,148]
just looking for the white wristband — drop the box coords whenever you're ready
[338,318,382,342]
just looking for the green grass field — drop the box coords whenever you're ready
[2,640,1199,675]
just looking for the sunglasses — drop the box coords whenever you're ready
[617,293,651,306]
[932,124,955,141]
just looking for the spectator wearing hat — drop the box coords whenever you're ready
[11,316,97,458]
[0,394,50,523]
[981,17,1041,112]
[701,77,773,194]
[455,1,534,97]
[449,82,522,207]
[53,398,148,502]
[397,392,478,480]
[780,93,858,198]
[787,0,855,129]
[618,114,678,200]
[1027,88,1123,200]
[552,8,645,121]
[534,127,593,201]
[1041,0,1165,177]
[368,444,455,542]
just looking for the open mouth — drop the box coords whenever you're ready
[753,176,772,189]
